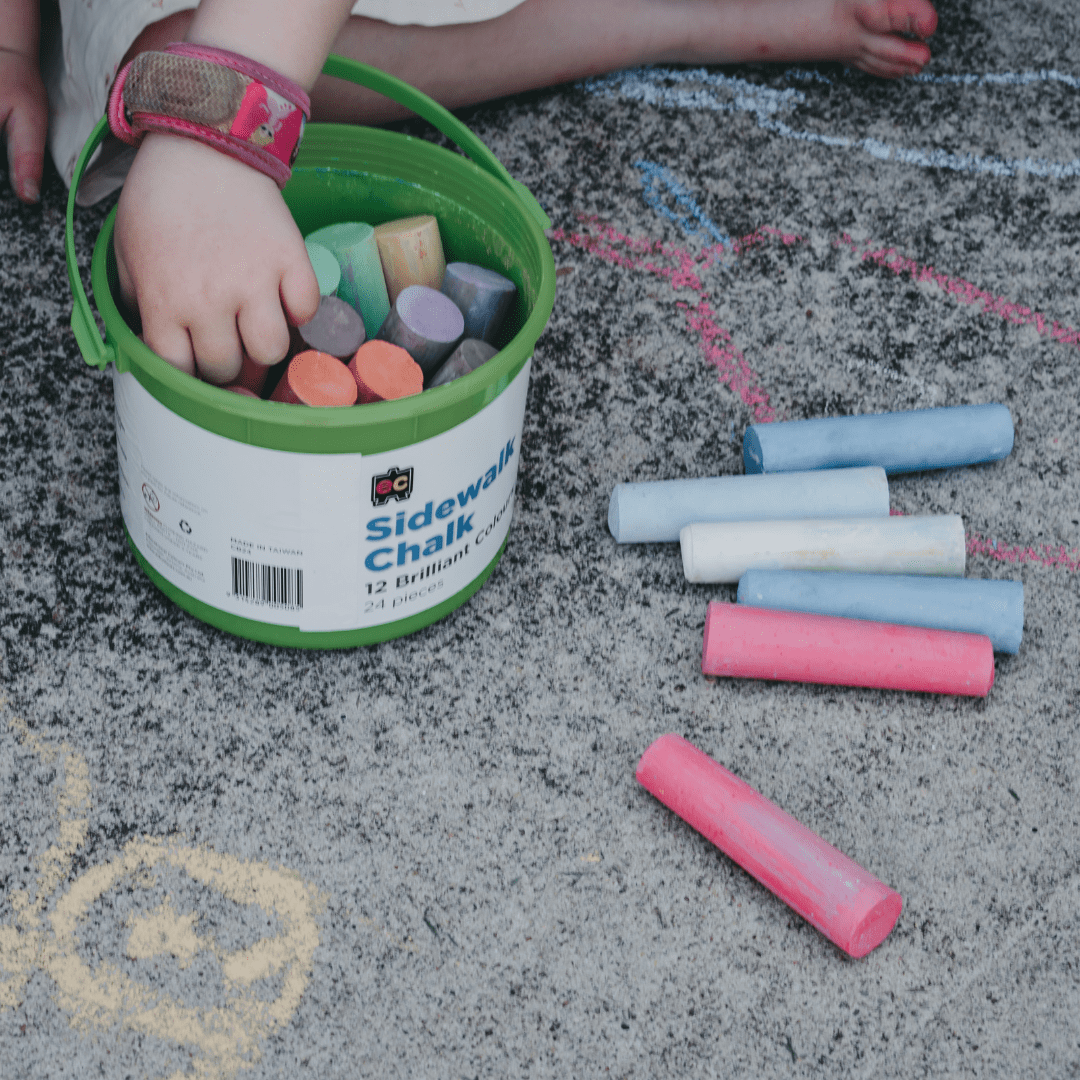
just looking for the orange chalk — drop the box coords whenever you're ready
[373,214,446,303]
[269,350,358,407]
[348,340,424,404]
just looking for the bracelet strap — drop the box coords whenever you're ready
[107,43,311,188]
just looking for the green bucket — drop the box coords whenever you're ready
[65,56,556,648]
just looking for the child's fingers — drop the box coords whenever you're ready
[141,321,198,377]
[279,261,321,330]
[4,94,48,203]
[187,316,245,386]
[236,291,292,369]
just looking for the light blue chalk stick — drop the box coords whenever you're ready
[736,570,1023,653]
[607,466,889,544]
[743,404,1014,475]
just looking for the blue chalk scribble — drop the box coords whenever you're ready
[583,66,1080,180]
[634,160,730,245]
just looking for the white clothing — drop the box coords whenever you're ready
[45,0,527,197]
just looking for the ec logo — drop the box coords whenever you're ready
[371,466,413,506]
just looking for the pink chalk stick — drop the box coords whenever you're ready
[702,603,994,697]
[636,734,903,958]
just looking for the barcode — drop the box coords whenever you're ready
[230,557,303,610]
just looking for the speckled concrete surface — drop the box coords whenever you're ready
[2,3,1079,1077]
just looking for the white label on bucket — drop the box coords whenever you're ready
[112,361,530,634]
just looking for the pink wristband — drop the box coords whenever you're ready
[107,43,311,188]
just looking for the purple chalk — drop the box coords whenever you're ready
[297,295,366,360]
[377,284,464,379]
[429,338,498,388]
[441,262,516,344]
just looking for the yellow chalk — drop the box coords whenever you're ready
[373,214,446,303]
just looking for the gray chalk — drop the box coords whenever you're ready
[428,339,499,388]
[441,262,517,343]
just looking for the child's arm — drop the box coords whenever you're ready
[113,0,355,383]
[0,0,47,203]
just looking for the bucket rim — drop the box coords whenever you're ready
[67,59,556,454]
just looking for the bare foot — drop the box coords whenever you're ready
[686,0,939,78]
[849,0,938,77]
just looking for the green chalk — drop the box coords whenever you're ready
[305,240,341,298]
[306,222,391,340]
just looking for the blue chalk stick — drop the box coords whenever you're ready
[736,570,1023,653]
[608,466,889,544]
[743,404,1014,475]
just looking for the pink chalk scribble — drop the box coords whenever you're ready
[549,215,792,421]
[837,233,1080,347]
[896,510,1077,571]
[967,532,1080,572]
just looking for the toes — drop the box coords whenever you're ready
[861,31,931,75]
[855,0,938,40]
[854,55,926,80]
[889,0,938,39]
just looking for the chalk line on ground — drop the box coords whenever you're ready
[583,66,1080,179]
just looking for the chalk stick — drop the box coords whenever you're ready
[297,295,366,361]
[608,466,889,544]
[440,261,517,343]
[305,240,341,298]
[428,338,499,388]
[743,404,1014,475]
[270,350,358,407]
[349,340,424,404]
[234,352,270,396]
[702,602,994,696]
[373,214,446,304]
[737,570,1024,654]
[681,515,965,583]
[305,222,391,340]
[636,734,903,958]
[224,385,258,397]
[377,285,464,379]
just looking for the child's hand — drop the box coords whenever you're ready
[0,46,48,203]
[113,132,320,383]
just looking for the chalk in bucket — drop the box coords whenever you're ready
[66,57,555,648]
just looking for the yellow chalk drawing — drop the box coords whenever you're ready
[0,707,325,1080]
[126,900,203,968]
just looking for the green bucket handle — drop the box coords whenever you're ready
[66,54,552,371]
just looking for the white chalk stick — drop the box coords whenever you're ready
[680,516,966,584]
